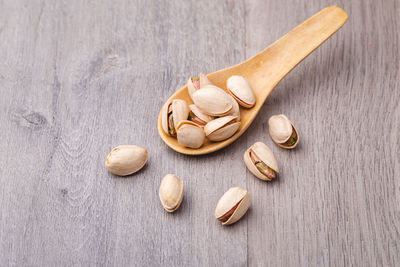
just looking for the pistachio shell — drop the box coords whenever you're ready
[187,78,199,99]
[171,99,189,129]
[227,75,255,108]
[227,94,241,120]
[105,145,148,176]
[159,174,184,212]
[176,120,205,148]
[192,85,233,116]
[161,103,169,134]
[268,114,299,149]
[189,104,214,126]
[215,187,251,225]
[199,73,213,87]
[161,99,189,136]
[187,73,213,100]
[244,142,279,181]
[204,116,240,141]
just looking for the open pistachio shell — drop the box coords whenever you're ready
[244,142,279,181]
[192,85,233,116]
[215,187,251,225]
[189,104,214,126]
[268,114,299,149]
[161,99,189,136]
[226,75,255,108]
[187,73,213,100]
[105,145,148,176]
[176,120,205,149]
[226,94,241,120]
[159,174,184,212]
[204,116,240,141]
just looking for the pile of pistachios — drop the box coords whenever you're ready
[104,74,300,226]
[161,74,255,148]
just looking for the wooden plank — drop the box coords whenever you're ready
[0,0,398,266]
[0,0,248,266]
[245,0,400,266]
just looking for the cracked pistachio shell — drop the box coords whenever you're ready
[192,85,233,116]
[189,104,214,126]
[215,187,251,225]
[268,114,299,149]
[159,174,184,212]
[227,94,241,120]
[161,99,189,136]
[227,75,255,108]
[176,120,205,149]
[204,116,240,141]
[187,73,213,100]
[105,145,148,176]
[244,142,279,181]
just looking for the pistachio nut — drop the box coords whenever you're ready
[226,75,255,108]
[161,99,189,136]
[268,114,299,149]
[204,116,240,141]
[159,174,184,212]
[227,94,241,120]
[192,85,233,116]
[215,187,251,225]
[176,120,206,148]
[187,73,213,100]
[189,104,214,126]
[105,145,148,176]
[244,142,279,181]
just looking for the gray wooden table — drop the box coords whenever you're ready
[0,0,399,266]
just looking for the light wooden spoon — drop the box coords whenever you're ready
[157,6,348,155]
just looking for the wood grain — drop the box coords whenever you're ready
[0,0,398,266]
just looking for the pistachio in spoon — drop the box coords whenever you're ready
[226,94,241,120]
[188,104,214,127]
[192,85,233,116]
[226,75,256,108]
[187,73,213,100]
[176,120,205,149]
[204,116,240,142]
[161,99,189,136]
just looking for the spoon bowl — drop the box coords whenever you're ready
[158,6,348,155]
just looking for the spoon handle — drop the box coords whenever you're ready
[243,6,348,99]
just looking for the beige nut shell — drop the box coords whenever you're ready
[244,142,279,180]
[192,85,233,116]
[227,94,241,120]
[177,120,205,149]
[105,145,148,176]
[161,99,189,136]
[159,174,184,212]
[189,104,214,124]
[268,114,299,149]
[187,73,213,100]
[226,75,255,108]
[215,187,251,225]
[204,116,240,142]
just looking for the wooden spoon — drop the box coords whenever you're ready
[157,6,348,155]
